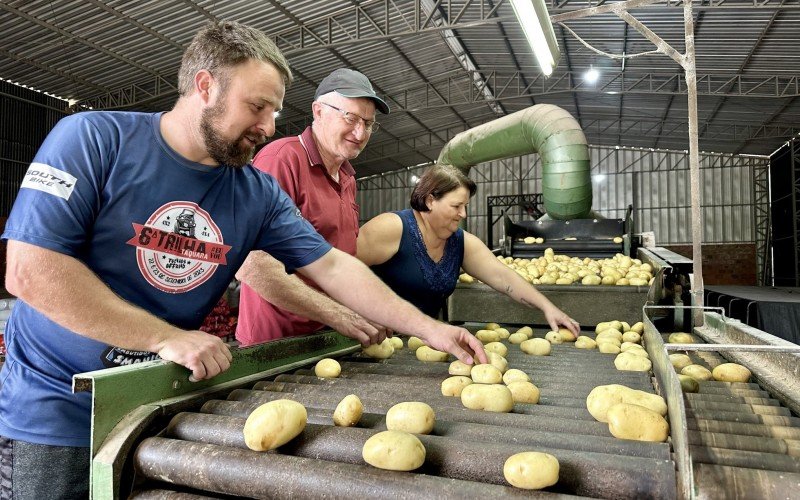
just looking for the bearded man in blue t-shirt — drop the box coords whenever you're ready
[0,21,486,498]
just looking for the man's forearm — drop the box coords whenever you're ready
[298,249,440,340]
[6,241,184,352]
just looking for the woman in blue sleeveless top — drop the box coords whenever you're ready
[358,164,580,335]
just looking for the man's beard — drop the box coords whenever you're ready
[200,100,260,168]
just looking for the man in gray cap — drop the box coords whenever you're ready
[236,68,391,346]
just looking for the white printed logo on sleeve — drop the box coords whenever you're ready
[126,201,231,293]
[20,162,77,200]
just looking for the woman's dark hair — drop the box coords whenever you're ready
[410,164,477,212]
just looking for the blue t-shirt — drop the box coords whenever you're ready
[0,111,332,446]
[370,209,464,317]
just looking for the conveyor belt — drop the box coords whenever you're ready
[663,333,800,500]
[130,327,677,499]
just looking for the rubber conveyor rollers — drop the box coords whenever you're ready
[130,328,677,499]
[661,333,800,500]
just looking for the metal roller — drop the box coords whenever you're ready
[134,437,548,499]
[201,398,616,438]
[260,375,588,408]
[693,463,800,500]
[689,445,800,473]
[698,386,771,398]
[689,409,800,427]
[687,418,800,440]
[234,385,596,420]
[685,392,781,407]
[302,408,670,459]
[687,429,800,456]
[128,489,218,499]
[163,412,675,499]
[684,399,792,417]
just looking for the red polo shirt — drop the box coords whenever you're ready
[236,126,360,346]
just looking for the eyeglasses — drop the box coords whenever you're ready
[319,102,380,133]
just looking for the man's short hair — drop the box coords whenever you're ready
[410,164,477,212]
[178,21,293,96]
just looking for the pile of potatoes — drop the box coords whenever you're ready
[459,250,654,286]
[667,332,752,391]
[440,322,540,412]
[586,384,669,442]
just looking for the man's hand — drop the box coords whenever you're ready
[330,309,392,347]
[543,304,580,337]
[156,331,233,381]
[423,325,488,365]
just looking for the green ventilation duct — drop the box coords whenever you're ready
[437,104,592,220]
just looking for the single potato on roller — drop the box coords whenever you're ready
[362,430,426,471]
[607,403,669,442]
[504,452,559,490]
[521,338,551,356]
[669,353,693,371]
[503,368,530,385]
[681,364,713,381]
[386,402,435,434]
[243,400,308,451]
[461,384,514,412]
[333,395,363,427]
[472,364,503,384]
[712,363,751,382]
[408,337,425,351]
[314,358,341,378]
[416,345,449,362]
[441,376,473,397]
[363,338,394,359]
[449,360,473,376]
[507,381,540,404]
[485,342,508,357]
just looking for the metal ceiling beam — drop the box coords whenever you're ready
[270,0,512,56]
[0,3,171,80]
[550,0,800,11]
[734,95,799,154]
[82,0,183,50]
[558,26,583,128]
[0,47,110,96]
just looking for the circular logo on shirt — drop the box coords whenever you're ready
[126,201,231,293]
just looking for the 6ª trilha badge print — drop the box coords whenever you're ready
[126,201,231,293]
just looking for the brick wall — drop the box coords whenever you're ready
[663,243,756,285]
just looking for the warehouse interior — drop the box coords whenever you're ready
[1,0,800,498]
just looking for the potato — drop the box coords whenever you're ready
[386,402,435,435]
[408,337,425,351]
[622,331,641,344]
[441,376,473,397]
[476,329,501,343]
[471,364,503,384]
[244,400,307,451]
[494,328,511,339]
[521,338,551,355]
[624,348,650,359]
[594,333,622,347]
[507,381,540,404]
[620,342,644,352]
[461,384,514,412]
[629,278,648,286]
[362,430,426,471]
[595,321,611,333]
[598,328,623,340]
[449,360,473,376]
[574,336,597,349]
[614,352,652,372]
[504,452,559,490]
[669,332,696,344]
[389,337,404,349]
[558,328,576,342]
[503,368,530,385]
[508,332,528,344]
[613,236,623,244]
[678,374,699,393]
[669,353,693,371]
[416,345,449,362]
[516,326,534,338]
[608,320,623,331]
[631,322,644,334]
[485,342,508,357]
[458,272,475,283]
[486,322,501,331]
[712,363,751,383]
[598,342,621,354]
[333,394,363,427]
[314,358,341,378]
[524,236,535,244]
[487,352,508,374]
[607,403,669,442]
[620,321,631,332]
[363,338,394,359]
[586,384,667,422]
[582,275,602,285]
[545,331,563,344]
[681,364,713,381]
[601,275,617,285]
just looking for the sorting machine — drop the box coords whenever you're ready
[78,303,800,499]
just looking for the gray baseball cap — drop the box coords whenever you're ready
[315,68,390,114]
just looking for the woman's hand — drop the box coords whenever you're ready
[543,304,580,336]
[423,325,488,365]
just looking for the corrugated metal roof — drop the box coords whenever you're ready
[1,0,798,176]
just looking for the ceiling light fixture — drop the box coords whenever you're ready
[584,65,599,84]
[509,0,560,76]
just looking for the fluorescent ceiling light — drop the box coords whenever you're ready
[510,0,560,76]
[593,174,606,183]
[584,66,599,84]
